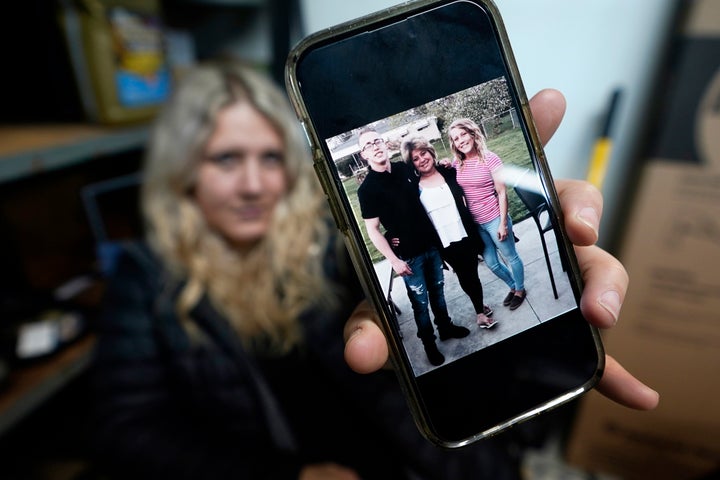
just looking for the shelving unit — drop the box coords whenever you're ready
[0,124,149,185]
[0,125,147,444]
[0,335,96,438]
[0,124,147,442]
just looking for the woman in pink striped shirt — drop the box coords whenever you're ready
[448,118,527,311]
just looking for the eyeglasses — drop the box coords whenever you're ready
[361,138,385,152]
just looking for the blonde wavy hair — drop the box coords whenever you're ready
[141,60,332,353]
[447,118,489,167]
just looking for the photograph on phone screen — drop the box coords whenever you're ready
[325,78,577,376]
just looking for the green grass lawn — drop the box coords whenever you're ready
[486,128,533,223]
[343,128,533,263]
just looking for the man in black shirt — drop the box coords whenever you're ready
[357,128,469,366]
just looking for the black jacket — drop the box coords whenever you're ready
[91,241,519,479]
[358,162,442,259]
[427,164,486,256]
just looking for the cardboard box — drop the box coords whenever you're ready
[566,1,720,479]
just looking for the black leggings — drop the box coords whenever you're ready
[441,237,485,314]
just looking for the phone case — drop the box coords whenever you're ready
[285,0,604,447]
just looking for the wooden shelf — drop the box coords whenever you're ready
[0,124,148,185]
[0,335,96,437]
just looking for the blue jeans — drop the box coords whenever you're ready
[402,248,451,341]
[477,215,525,291]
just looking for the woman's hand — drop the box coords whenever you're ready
[497,222,508,242]
[343,89,659,411]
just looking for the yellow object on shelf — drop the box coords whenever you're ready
[59,0,172,125]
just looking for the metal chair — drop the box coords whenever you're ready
[513,185,559,299]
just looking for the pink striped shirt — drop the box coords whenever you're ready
[452,151,503,224]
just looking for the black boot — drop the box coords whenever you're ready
[422,339,445,366]
[438,323,470,341]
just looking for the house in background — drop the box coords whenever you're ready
[328,116,444,179]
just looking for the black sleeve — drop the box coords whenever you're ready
[90,245,302,480]
[357,181,380,220]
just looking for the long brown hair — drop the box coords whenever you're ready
[400,136,437,175]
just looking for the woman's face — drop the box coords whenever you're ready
[195,101,288,250]
[411,148,436,175]
[450,127,475,155]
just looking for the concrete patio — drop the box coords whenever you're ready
[373,215,577,376]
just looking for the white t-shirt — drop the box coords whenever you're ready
[418,183,467,248]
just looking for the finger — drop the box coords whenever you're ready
[344,301,389,374]
[556,178,603,246]
[529,88,566,146]
[576,244,629,329]
[596,355,660,410]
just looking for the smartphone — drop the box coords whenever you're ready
[285,0,604,448]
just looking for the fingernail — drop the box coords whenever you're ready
[576,207,599,240]
[598,290,621,325]
[645,386,661,403]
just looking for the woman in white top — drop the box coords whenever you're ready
[401,137,495,328]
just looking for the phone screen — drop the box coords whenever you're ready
[291,0,602,445]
